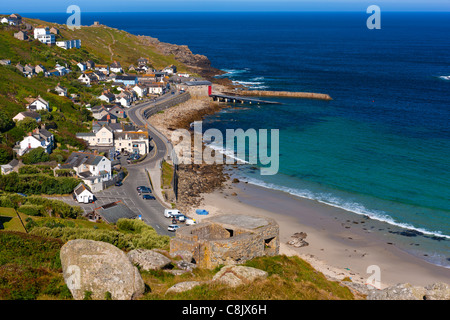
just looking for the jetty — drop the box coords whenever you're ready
[210,93,282,105]
[239,90,333,101]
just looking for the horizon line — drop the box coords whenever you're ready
[5,10,450,14]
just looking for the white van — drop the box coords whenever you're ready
[164,209,181,218]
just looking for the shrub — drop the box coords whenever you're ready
[18,204,44,216]
[30,219,171,251]
[19,165,41,175]
[22,147,50,165]
[0,144,13,165]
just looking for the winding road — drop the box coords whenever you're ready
[122,90,184,236]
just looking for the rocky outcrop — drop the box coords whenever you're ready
[367,282,450,300]
[212,265,268,287]
[137,35,223,79]
[287,232,309,248]
[127,249,172,271]
[177,163,227,212]
[60,239,145,300]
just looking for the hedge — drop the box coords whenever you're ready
[18,204,44,216]
[0,172,81,195]
[29,219,170,251]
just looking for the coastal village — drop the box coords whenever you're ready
[0,13,213,199]
[0,13,448,302]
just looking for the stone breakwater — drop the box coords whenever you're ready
[239,90,333,101]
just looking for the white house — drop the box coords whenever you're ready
[132,84,148,98]
[2,14,22,26]
[61,151,112,192]
[34,26,55,45]
[163,65,177,74]
[110,61,123,73]
[114,130,149,155]
[78,73,91,85]
[16,127,54,156]
[55,64,70,76]
[76,125,114,148]
[147,83,165,95]
[98,91,116,103]
[54,85,67,97]
[77,62,87,72]
[28,97,50,111]
[56,39,81,50]
[73,182,94,203]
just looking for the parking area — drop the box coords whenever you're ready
[49,167,174,236]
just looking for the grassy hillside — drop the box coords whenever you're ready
[0,229,356,300]
[0,18,196,163]
[22,18,191,72]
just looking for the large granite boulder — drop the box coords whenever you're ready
[127,249,172,271]
[60,239,145,300]
[212,265,268,287]
[367,282,450,300]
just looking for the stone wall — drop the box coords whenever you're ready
[170,214,279,269]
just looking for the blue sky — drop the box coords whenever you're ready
[2,0,449,13]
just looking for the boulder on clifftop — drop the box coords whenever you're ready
[60,239,145,300]
[127,248,173,271]
[212,265,268,288]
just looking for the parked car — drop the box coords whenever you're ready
[164,209,181,218]
[138,187,152,195]
[142,194,156,200]
[168,224,180,232]
[171,214,186,222]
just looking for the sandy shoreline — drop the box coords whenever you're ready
[191,179,450,288]
[146,86,449,290]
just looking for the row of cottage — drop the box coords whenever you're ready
[2,13,81,50]
[6,122,140,195]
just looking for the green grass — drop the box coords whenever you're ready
[161,161,174,189]
[0,207,27,232]
[141,255,355,300]
[0,231,69,300]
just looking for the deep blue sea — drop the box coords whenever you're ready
[28,12,450,267]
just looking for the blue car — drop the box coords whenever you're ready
[142,194,156,200]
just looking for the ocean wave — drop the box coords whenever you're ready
[204,142,250,164]
[217,69,250,77]
[238,176,450,240]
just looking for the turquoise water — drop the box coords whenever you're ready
[29,11,450,267]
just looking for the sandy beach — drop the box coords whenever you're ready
[147,88,449,291]
[189,179,450,289]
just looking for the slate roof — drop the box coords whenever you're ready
[94,201,137,224]
[62,152,105,169]
[73,182,92,196]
